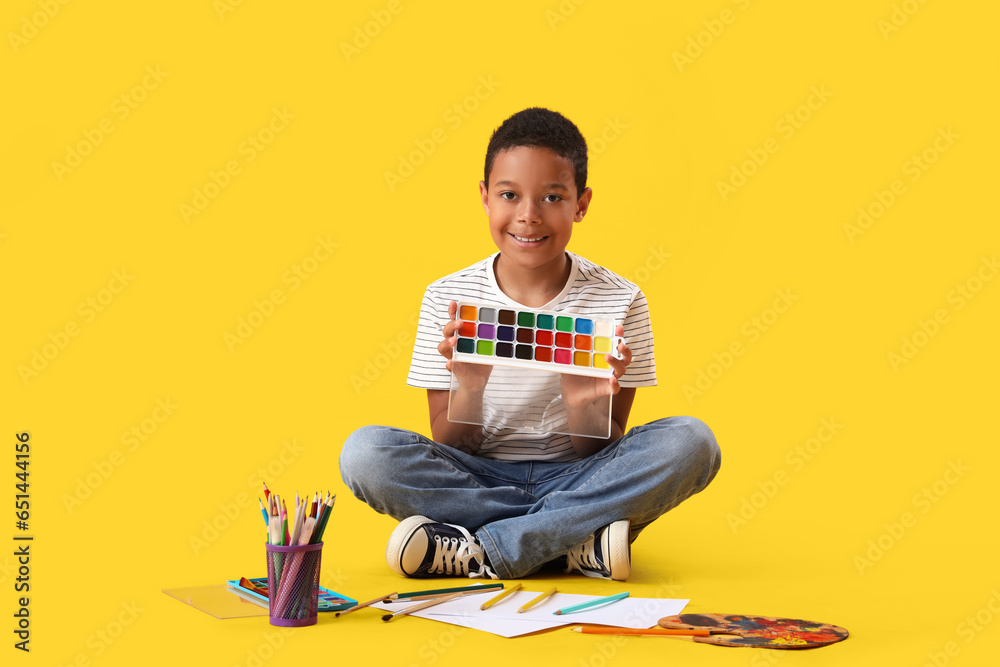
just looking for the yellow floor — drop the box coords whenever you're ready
[4,2,998,665]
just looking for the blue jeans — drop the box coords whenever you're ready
[339,417,721,579]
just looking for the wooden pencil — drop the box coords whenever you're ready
[573,626,712,637]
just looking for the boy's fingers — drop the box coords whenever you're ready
[617,340,632,366]
[448,300,458,320]
[438,335,456,359]
[443,318,461,337]
[607,354,628,378]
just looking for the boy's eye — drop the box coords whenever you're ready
[544,194,562,203]
[499,192,516,200]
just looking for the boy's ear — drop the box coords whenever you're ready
[574,187,593,222]
[479,180,490,215]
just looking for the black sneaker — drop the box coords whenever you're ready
[565,519,630,581]
[386,515,498,579]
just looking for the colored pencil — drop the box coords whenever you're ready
[258,497,268,526]
[313,495,335,543]
[517,587,557,613]
[389,582,503,601]
[391,589,500,603]
[554,591,629,615]
[281,500,289,546]
[381,592,465,622]
[335,591,397,618]
[480,583,522,610]
[572,626,711,637]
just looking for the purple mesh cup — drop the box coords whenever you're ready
[266,542,323,627]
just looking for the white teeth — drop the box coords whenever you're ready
[513,235,543,242]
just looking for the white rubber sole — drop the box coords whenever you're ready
[605,519,631,581]
[385,515,432,577]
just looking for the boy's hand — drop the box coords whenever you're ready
[560,324,632,408]
[439,300,493,391]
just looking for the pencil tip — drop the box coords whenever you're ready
[554,611,562,616]
[572,627,581,632]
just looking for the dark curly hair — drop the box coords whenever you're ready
[483,107,588,197]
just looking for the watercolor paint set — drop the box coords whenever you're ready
[451,302,625,378]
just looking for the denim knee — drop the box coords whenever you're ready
[338,424,393,488]
[671,415,721,484]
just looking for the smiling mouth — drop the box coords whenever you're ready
[510,233,548,243]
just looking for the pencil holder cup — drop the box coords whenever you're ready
[266,542,323,627]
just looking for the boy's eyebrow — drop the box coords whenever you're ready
[493,180,569,191]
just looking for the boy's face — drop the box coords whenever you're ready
[479,146,592,274]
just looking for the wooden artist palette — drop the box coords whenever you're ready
[658,613,849,649]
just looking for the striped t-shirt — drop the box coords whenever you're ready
[406,251,656,462]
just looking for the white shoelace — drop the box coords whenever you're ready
[429,524,497,579]
[565,533,606,578]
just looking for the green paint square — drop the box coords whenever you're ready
[536,314,554,330]
[517,311,535,327]
[476,340,494,356]
[456,338,475,354]
[556,316,574,332]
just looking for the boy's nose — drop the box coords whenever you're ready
[517,199,541,223]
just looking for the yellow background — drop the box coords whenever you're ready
[2,1,998,665]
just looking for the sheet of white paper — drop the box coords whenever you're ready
[374,590,688,638]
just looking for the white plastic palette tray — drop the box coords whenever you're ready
[451,301,624,379]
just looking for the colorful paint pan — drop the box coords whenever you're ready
[451,301,624,378]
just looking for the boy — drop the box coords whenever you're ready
[340,107,720,581]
